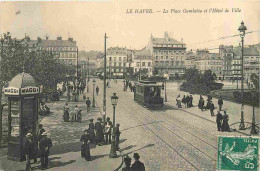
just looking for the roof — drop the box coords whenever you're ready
[37,40,77,47]
[133,48,152,60]
[9,72,37,88]
[152,37,184,45]
[234,46,260,56]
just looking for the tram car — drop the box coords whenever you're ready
[134,80,164,109]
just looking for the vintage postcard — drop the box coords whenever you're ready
[0,0,259,170]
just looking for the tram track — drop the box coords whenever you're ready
[119,96,217,170]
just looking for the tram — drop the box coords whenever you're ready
[134,80,164,109]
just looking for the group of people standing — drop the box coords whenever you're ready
[124,80,135,92]
[63,103,82,122]
[80,117,121,161]
[176,94,194,108]
[122,153,145,171]
[23,124,53,170]
[216,110,231,132]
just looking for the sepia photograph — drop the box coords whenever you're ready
[0,0,259,170]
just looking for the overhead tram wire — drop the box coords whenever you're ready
[187,30,259,46]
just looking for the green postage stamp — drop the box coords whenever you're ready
[218,136,259,171]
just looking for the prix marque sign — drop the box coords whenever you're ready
[4,86,39,95]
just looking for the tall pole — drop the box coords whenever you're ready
[165,79,167,102]
[139,59,141,81]
[109,105,117,158]
[239,36,245,130]
[76,47,79,101]
[103,33,107,119]
[92,81,95,107]
[87,57,89,92]
[0,38,3,148]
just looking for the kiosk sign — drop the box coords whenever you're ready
[217,136,259,171]
[4,87,20,95]
[21,87,39,95]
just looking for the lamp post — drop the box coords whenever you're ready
[164,79,167,102]
[238,21,247,130]
[109,93,118,158]
[92,79,96,108]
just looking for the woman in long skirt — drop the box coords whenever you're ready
[88,119,96,143]
[221,111,231,132]
[80,129,91,161]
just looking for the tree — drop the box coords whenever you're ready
[183,68,200,84]
[201,70,216,85]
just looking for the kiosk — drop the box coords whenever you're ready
[4,72,39,161]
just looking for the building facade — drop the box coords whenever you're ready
[147,32,186,77]
[219,45,234,80]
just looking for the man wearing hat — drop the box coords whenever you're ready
[39,132,52,169]
[95,117,104,146]
[104,117,112,144]
[122,155,132,171]
[86,97,91,113]
[23,132,34,171]
[131,153,145,171]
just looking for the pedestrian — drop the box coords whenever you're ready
[189,95,193,107]
[39,132,52,170]
[198,95,204,111]
[36,124,45,160]
[115,123,121,151]
[86,97,91,113]
[218,97,223,111]
[88,119,96,144]
[210,101,215,116]
[182,95,186,108]
[96,86,99,95]
[105,117,112,144]
[80,129,91,161]
[23,132,34,171]
[122,155,132,171]
[186,95,190,108]
[95,117,104,146]
[131,153,145,171]
[83,94,86,101]
[63,103,70,122]
[221,111,231,132]
[206,96,211,110]
[176,94,182,108]
[77,110,82,123]
[216,111,223,131]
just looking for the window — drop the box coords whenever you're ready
[166,56,168,60]
[119,63,122,67]
[114,62,116,66]
[161,56,163,60]
[109,57,112,61]
[114,57,116,61]
[148,62,151,66]
[156,56,159,60]
[119,57,122,61]
[142,62,145,66]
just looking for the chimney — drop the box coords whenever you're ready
[37,37,42,43]
[57,36,62,40]
[68,38,73,42]
[164,32,169,40]
[46,34,48,40]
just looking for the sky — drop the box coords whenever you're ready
[0,0,259,52]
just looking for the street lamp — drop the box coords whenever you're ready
[164,78,167,102]
[92,79,96,107]
[109,93,118,158]
[238,21,247,130]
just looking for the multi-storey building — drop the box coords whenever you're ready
[24,36,78,66]
[194,53,224,80]
[105,47,132,78]
[131,48,153,77]
[185,50,196,69]
[147,32,186,77]
[219,45,234,80]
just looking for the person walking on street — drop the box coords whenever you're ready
[176,94,182,108]
[95,117,104,146]
[189,95,193,107]
[186,95,190,108]
[36,124,45,160]
[105,117,112,144]
[218,97,223,111]
[221,111,231,132]
[23,132,34,171]
[115,123,121,151]
[88,119,96,144]
[39,132,52,170]
[182,95,186,108]
[96,86,99,95]
[80,129,91,161]
[122,155,132,171]
[216,111,223,131]
[131,153,145,171]
[86,97,91,113]
[63,103,70,122]
[210,101,215,116]
[198,95,204,111]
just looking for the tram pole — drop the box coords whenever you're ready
[103,33,107,121]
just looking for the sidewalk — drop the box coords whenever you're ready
[0,90,123,171]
